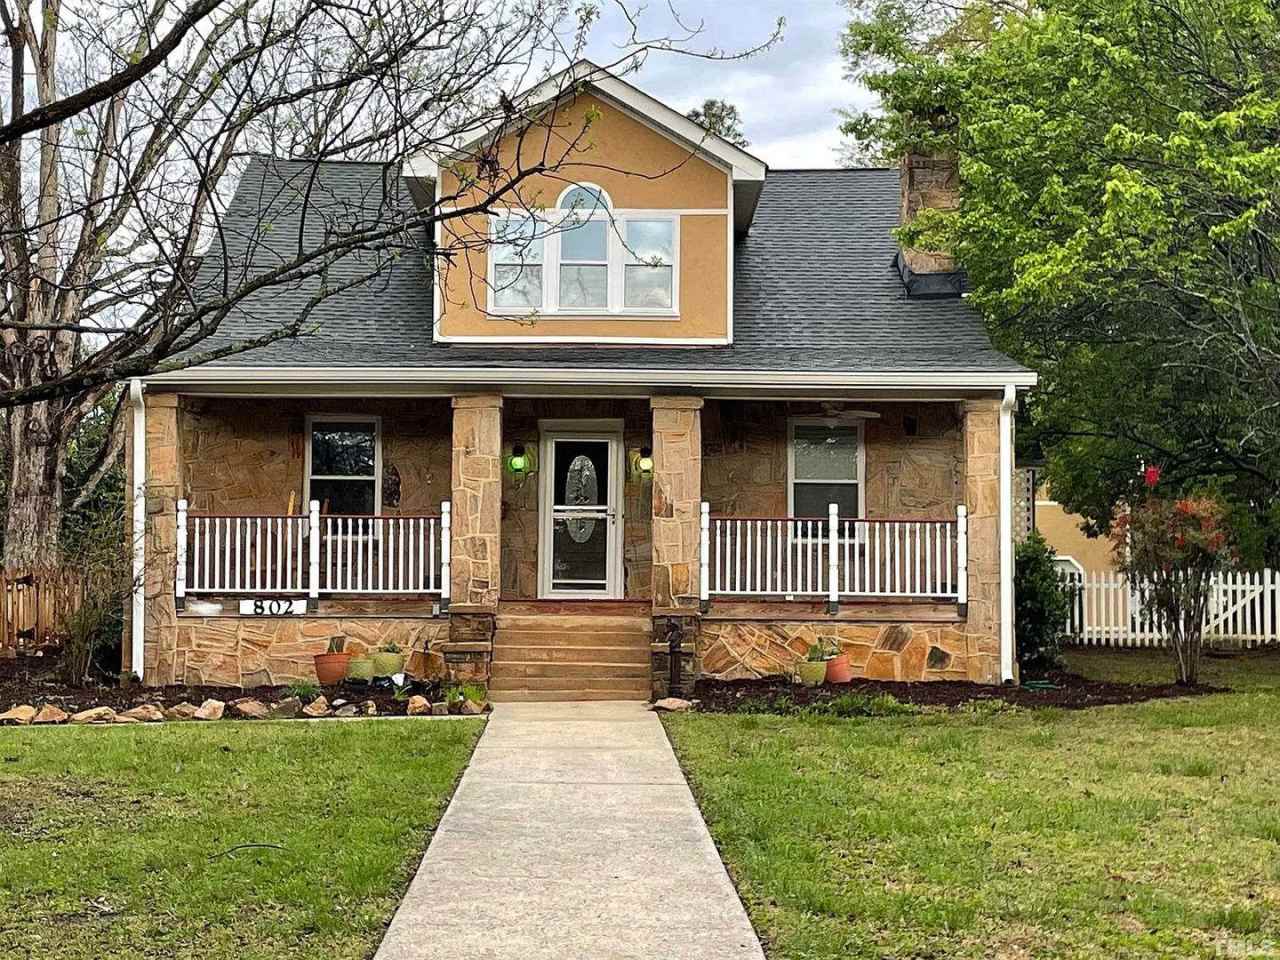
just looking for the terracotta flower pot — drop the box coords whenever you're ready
[314,652,351,686]
[371,652,406,677]
[347,657,375,682]
[825,652,854,684]
[795,660,828,687]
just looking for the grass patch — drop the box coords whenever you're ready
[0,718,482,960]
[666,649,1280,959]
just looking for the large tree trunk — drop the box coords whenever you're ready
[4,401,67,567]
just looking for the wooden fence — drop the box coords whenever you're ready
[1063,569,1280,648]
[0,567,86,656]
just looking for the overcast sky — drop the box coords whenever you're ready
[581,1,876,169]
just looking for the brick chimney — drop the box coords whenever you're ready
[899,153,959,275]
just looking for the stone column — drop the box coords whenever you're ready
[962,397,1001,684]
[448,395,502,668]
[651,396,703,613]
[140,392,181,685]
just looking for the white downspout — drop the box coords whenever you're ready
[999,383,1016,683]
[129,378,146,683]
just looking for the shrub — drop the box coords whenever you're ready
[1014,531,1070,672]
[1114,492,1235,685]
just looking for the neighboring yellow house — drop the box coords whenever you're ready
[1034,479,1116,575]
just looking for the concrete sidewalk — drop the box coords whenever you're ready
[373,701,765,960]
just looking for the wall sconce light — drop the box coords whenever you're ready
[636,446,654,480]
[508,442,529,476]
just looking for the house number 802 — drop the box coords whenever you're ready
[238,599,306,616]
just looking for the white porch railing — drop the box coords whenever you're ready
[177,500,451,600]
[1063,569,1280,648]
[699,503,968,605]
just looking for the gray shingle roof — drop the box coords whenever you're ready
[189,158,1025,375]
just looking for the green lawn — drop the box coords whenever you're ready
[0,718,483,960]
[666,649,1280,959]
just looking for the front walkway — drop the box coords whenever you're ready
[374,701,765,960]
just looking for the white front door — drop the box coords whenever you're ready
[538,424,625,599]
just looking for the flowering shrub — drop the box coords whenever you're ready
[1113,493,1236,685]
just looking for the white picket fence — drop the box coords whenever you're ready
[1062,569,1280,648]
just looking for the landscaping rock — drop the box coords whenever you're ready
[459,699,483,716]
[431,701,449,716]
[331,698,348,708]
[302,696,330,718]
[121,704,165,723]
[0,704,36,725]
[71,706,116,724]
[361,700,377,716]
[32,704,69,725]
[232,699,270,720]
[334,704,358,718]
[164,702,198,721]
[270,697,301,720]
[651,697,694,713]
[406,695,430,716]
[111,713,141,724]
[193,699,225,721]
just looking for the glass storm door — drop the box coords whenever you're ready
[539,431,623,598]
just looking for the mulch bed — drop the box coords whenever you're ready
[693,671,1223,715]
[0,654,447,719]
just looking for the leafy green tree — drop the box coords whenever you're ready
[686,98,750,148]
[842,0,1280,558]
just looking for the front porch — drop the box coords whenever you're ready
[128,392,1011,693]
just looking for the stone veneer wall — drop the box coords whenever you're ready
[701,400,962,518]
[450,395,503,610]
[696,397,1002,685]
[500,399,652,599]
[181,396,451,515]
[173,617,450,687]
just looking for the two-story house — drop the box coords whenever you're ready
[124,61,1035,699]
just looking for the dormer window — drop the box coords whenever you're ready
[488,183,678,317]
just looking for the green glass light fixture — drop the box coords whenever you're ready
[636,445,654,479]
[508,442,528,476]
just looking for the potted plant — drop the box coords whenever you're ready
[372,641,406,678]
[825,639,854,684]
[347,654,375,682]
[795,641,829,687]
[313,637,351,685]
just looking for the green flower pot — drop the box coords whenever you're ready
[347,657,375,682]
[371,651,406,677]
[795,660,828,687]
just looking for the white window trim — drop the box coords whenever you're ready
[486,208,680,319]
[304,414,382,515]
[786,417,866,520]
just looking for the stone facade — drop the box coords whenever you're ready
[450,394,503,610]
[900,153,960,275]
[500,399,652,599]
[651,397,703,613]
[139,394,181,682]
[173,616,449,687]
[701,400,963,518]
[699,619,986,683]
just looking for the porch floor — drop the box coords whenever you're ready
[372,701,765,960]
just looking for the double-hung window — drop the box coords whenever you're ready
[488,183,678,316]
[788,419,864,519]
[491,217,543,309]
[307,418,380,515]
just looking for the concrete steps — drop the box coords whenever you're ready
[489,611,652,702]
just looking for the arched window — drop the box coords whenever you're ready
[556,184,610,308]
[557,183,611,213]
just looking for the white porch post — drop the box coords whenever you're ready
[440,500,452,609]
[955,504,968,605]
[129,378,146,683]
[308,500,320,609]
[999,384,1016,682]
[699,502,710,612]
[827,502,840,614]
[175,499,188,609]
